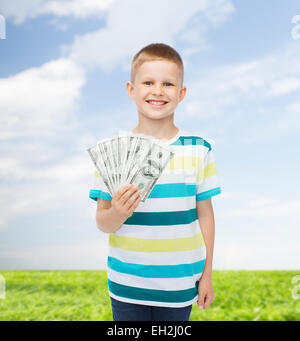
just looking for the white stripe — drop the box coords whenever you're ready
[135,194,196,212]
[115,219,201,238]
[155,173,198,185]
[109,291,198,308]
[202,149,216,167]
[107,267,202,291]
[169,144,207,157]
[108,245,206,265]
[196,174,220,194]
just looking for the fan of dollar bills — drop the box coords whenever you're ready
[87,132,175,202]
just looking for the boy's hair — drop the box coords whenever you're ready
[131,43,184,87]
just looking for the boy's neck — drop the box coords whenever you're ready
[131,125,179,142]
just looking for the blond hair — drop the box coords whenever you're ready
[131,43,184,87]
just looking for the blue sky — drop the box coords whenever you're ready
[0,0,299,270]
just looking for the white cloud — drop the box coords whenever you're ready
[276,100,300,133]
[0,58,85,140]
[217,191,300,222]
[214,242,300,270]
[65,0,234,71]
[44,0,114,19]
[0,153,92,183]
[0,148,98,230]
[179,41,300,142]
[185,42,300,114]
[0,238,109,270]
[222,197,300,220]
[0,0,114,24]
[266,77,300,96]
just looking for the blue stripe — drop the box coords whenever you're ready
[89,183,196,202]
[196,187,221,201]
[108,256,206,278]
[90,185,222,203]
[108,279,199,303]
[148,183,196,198]
[124,208,198,226]
[89,189,112,201]
[172,136,212,151]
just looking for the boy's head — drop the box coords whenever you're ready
[130,43,184,87]
[127,43,186,120]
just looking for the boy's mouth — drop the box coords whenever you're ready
[146,100,168,108]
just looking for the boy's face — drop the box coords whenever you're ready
[126,60,186,120]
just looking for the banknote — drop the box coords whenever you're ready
[129,138,175,201]
[87,142,114,196]
[87,132,175,201]
[98,139,118,195]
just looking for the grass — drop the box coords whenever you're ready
[0,270,299,321]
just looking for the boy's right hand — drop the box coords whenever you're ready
[111,184,141,220]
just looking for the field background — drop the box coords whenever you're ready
[0,270,299,321]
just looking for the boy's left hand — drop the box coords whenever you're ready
[197,274,214,310]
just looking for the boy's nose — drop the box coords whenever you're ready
[152,85,163,95]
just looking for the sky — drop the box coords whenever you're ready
[0,0,299,270]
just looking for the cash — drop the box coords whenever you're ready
[87,132,175,202]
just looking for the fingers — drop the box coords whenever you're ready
[119,185,139,206]
[198,293,205,310]
[127,190,141,211]
[198,292,214,310]
[114,184,131,201]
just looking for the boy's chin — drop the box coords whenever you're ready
[141,111,174,119]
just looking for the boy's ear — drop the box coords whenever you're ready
[126,81,134,99]
[179,85,187,102]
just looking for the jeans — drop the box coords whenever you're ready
[110,296,193,321]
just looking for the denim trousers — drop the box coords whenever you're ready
[110,296,193,321]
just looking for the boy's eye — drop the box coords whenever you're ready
[143,81,173,86]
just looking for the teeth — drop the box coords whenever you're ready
[148,101,166,105]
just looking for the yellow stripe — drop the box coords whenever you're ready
[166,156,203,171]
[109,232,205,252]
[94,157,203,177]
[196,162,217,182]
[95,159,217,182]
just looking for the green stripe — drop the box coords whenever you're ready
[124,208,197,225]
[172,136,211,150]
[108,279,199,303]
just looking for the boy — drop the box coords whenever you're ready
[89,43,221,321]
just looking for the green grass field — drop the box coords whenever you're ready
[0,270,299,321]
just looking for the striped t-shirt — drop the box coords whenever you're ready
[89,129,221,307]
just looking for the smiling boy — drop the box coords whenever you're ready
[89,43,221,321]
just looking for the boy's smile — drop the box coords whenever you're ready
[127,60,186,120]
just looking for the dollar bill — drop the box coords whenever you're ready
[98,140,118,195]
[87,132,175,201]
[129,139,175,201]
[87,142,114,197]
[117,133,132,190]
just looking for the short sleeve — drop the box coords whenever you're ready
[196,144,221,201]
[89,169,112,202]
